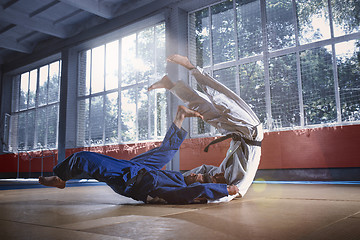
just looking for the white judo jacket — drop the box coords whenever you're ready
[170,67,263,200]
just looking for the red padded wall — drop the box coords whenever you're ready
[0,124,359,174]
[180,124,360,170]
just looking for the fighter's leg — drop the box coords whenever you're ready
[149,74,222,127]
[167,54,261,138]
[148,75,175,91]
[53,151,134,182]
[167,54,195,70]
[39,151,132,188]
[130,106,202,170]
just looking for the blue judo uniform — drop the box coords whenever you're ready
[53,123,229,204]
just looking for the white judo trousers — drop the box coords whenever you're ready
[170,67,263,199]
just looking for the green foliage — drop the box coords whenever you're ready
[192,0,360,130]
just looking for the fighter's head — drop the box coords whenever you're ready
[184,172,226,185]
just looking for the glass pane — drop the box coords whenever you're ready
[28,70,37,109]
[18,112,26,150]
[237,0,262,58]
[121,34,137,86]
[105,92,118,144]
[239,61,266,125]
[190,76,212,135]
[149,88,167,138]
[20,72,29,110]
[296,0,331,45]
[47,104,58,149]
[336,40,360,122]
[138,86,149,140]
[78,50,91,96]
[211,0,236,64]
[9,113,18,152]
[300,46,336,125]
[77,99,90,146]
[331,0,360,37]
[156,89,167,137]
[91,46,105,94]
[90,96,104,145]
[137,27,155,84]
[48,61,60,103]
[214,67,238,93]
[11,76,20,112]
[121,89,136,142]
[155,23,166,78]
[189,8,211,67]
[27,110,35,149]
[149,89,156,138]
[266,0,296,51]
[105,40,119,90]
[39,66,48,106]
[36,107,47,148]
[269,54,300,129]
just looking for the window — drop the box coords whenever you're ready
[189,0,360,134]
[9,60,61,151]
[77,22,166,147]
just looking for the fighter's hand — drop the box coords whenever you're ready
[227,185,239,195]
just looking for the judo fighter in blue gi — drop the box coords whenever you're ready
[39,105,239,204]
[39,54,262,204]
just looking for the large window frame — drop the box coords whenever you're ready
[188,0,360,137]
[76,22,167,147]
[9,60,62,152]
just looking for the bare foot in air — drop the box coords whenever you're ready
[177,105,203,119]
[174,105,203,128]
[148,75,175,91]
[167,54,196,70]
[39,176,66,189]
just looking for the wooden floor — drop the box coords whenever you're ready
[0,182,359,240]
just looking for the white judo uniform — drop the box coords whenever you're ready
[170,67,263,200]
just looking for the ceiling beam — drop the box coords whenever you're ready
[0,5,71,38]
[0,35,33,53]
[29,1,59,18]
[58,0,113,19]
[111,0,156,17]
[2,0,19,10]
[0,24,16,34]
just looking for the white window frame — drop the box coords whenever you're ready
[188,0,360,137]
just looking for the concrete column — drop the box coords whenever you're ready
[165,6,188,171]
[58,48,77,162]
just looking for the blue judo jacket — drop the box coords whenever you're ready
[53,124,229,204]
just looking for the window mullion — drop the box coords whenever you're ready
[292,0,305,127]
[135,32,139,142]
[208,6,216,136]
[150,26,156,139]
[103,45,107,144]
[260,0,272,130]
[233,0,241,97]
[25,72,30,150]
[33,68,40,150]
[118,40,122,143]
[328,0,341,123]
[45,65,50,148]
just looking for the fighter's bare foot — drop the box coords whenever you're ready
[148,75,175,91]
[173,106,203,129]
[39,176,66,189]
[167,54,195,70]
[177,105,203,119]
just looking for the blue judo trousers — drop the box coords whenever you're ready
[53,123,228,204]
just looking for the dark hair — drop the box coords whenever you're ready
[203,173,213,183]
